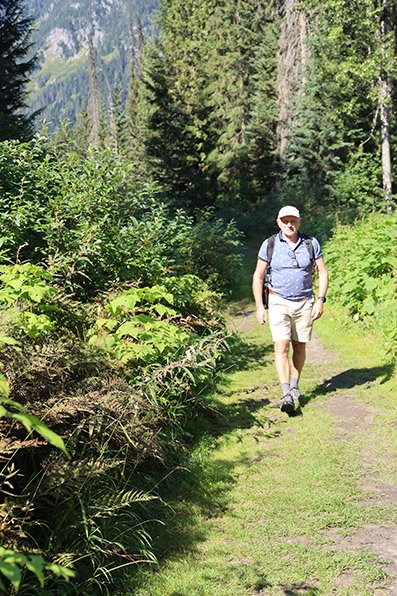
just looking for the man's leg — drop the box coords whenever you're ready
[291,340,306,378]
[268,294,295,412]
[274,340,295,413]
[290,340,306,403]
[274,339,291,383]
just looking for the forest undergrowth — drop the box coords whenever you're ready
[129,247,397,596]
[0,132,395,594]
[0,134,244,595]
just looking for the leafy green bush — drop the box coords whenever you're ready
[175,209,244,291]
[0,548,75,594]
[324,213,397,357]
[0,263,89,340]
[0,268,229,593]
[88,275,221,366]
[0,130,240,593]
[0,135,243,298]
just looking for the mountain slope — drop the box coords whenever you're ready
[26,0,158,127]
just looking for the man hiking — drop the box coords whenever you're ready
[252,206,329,413]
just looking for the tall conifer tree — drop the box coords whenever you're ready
[202,0,279,201]
[109,82,128,155]
[125,11,144,164]
[0,0,37,140]
[282,0,397,213]
[141,0,279,207]
[75,100,91,146]
[88,34,101,146]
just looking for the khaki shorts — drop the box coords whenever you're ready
[268,293,315,343]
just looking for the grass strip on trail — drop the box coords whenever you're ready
[130,252,397,596]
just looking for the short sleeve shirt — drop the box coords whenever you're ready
[258,232,322,301]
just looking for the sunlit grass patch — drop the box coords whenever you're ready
[129,246,397,596]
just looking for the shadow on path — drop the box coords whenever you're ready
[251,582,320,596]
[280,586,319,596]
[131,336,280,583]
[223,335,274,373]
[298,363,395,410]
[318,364,394,390]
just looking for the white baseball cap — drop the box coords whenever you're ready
[277,205,301,219]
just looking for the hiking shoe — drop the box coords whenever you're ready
[280,393,295,414]
[290,387,303,405]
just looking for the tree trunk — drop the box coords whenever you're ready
[380,83,392,211]
[276,0,308,159]
[380,0,393,211]
[88,35,100,146]
[137,14,145,73]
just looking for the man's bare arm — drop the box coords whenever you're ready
[312,257,329,321]
[252,259,268,324]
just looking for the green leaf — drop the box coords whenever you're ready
[116,321,142,338]
[362,298,375,315]
[0,397,26,412]
[155,342,167,353]
[2,552,27,565]
[0,335,20,347]
[364,278,378,291]
[154,304,177,317]
[108,293,139,314]
[342,281,360,293]
[87,334,100,346]
[45,563,76,579]
[6,278,24,291]
[136,314,156,324]
[26,285,49,302]
[0,374,10,397]
[12,413,68,455]
[0,561,21,590]
[25,555,46,587]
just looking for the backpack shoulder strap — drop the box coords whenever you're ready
[301,233,315,270]
[266,234,277,266]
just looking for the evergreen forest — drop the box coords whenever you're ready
[0,0,396,593]
[26,0,158,127]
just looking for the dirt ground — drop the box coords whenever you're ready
[231,307,397,595]
[307,335,397,595]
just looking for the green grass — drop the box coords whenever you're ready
[127,253,397,596]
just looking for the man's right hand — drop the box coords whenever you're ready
[256,306,268,325]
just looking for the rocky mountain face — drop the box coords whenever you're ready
[26,0,158,127]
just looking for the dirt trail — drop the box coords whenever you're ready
[231,304,397,595]
[324,388,397,596]
[308,338,397,595]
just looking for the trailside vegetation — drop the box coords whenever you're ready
[323,212,397,359]
[0,0,396,593]
[0,132,243,594]
[0,131,242,297]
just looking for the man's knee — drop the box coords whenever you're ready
[274,339,290,356]
[292,340,306,352]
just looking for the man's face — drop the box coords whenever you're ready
[277,216,301,235]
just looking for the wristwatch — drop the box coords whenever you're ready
[317,296,326,303]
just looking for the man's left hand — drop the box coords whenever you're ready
[312,299,324,321]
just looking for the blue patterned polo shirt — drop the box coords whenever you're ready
[258,231,322,301]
